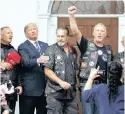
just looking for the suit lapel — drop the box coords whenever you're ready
[26,40,40,56]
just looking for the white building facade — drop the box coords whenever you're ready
[0,0,125,51]
[0,0,125,113]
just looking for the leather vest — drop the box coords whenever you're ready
[45,44,77,94]
[79,41,112,84]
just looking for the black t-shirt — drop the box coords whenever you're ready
[77,36,107,81]
[77,36,88,56]
[95,46,108,81]
[96,45,107,71]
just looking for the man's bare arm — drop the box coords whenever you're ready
[44,67,71,89]
[68,6,82,44]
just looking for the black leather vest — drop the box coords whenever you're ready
[45,44,77,94]
[79,41,112,85]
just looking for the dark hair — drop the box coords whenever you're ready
[108,61,123,103]
[56,27,69,35]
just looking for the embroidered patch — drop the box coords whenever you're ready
[98,50,103,55]
[91,52,97,58]
[121,58,124,63]
[102,54,107,61]
[88,42,95,48]
[82,56,89,60]
[107,50,111,54]
[89,61,94,66]
[56,56,61,60]
[81,62,88,68]
[73,54,76,58]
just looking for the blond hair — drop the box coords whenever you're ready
[24,23,38,34]
[94,23,107,32]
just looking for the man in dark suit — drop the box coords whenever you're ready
[18,23,49,114]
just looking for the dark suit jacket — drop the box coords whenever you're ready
[18,40,48,96]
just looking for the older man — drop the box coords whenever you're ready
[0,26,22,114]
[18,23,49,114]
[43,27,78,114]
[68,6,113,114]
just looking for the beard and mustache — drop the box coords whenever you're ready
[57,40,66,47]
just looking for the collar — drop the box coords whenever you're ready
[56,43,64,51]
[1,43,14,49]
[56,43,72,53]
[28,39,38,45]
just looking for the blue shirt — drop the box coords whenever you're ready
[82,84,124,114]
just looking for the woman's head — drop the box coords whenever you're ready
[108,61,123,81]
[108,61,123,103]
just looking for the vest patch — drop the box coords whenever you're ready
[88,42,95,48]
[107,50,111,54]
[98,50,103,55]
[89,61,95,66]
[81,62,88,68]
[91,52,97,58]
[102,54,107,61]
[56,55,62,60]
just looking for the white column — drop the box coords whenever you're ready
[118,16,125,52]
[36,0,52,43]
[37,13,50,43]
[36,0,57,45]
[47,16,57,45]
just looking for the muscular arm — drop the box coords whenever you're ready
[44,67,71,89]
[44,67,62,85]
[68,6,82,44]
[43,46,71,89]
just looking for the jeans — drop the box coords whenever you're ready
[46,94,78,114]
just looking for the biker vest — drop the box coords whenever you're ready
[79,41,112,84]
[45,44,77,94]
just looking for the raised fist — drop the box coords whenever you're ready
[68,6,77,15]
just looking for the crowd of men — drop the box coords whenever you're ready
[0,6,124,114]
